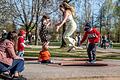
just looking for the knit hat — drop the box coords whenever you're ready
[85,23,91,27]
[20,30,26,35]
[84,23,91,31]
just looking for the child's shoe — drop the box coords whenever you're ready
[86,61,91,63]
[90,60,96,63]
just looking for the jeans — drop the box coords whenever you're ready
[87,43,96,62]
[0,59,24,74]
[0,63,9,73]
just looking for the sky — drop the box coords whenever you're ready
[75,0,105,19]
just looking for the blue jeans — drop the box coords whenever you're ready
[0,59,24,75]
[17,51,24,57]
[87,43,96,62]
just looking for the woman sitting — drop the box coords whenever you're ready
[0,31,25,79]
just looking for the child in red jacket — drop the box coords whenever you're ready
[80,23,100,63]
[17,30,26,57]
[38,42,51,64]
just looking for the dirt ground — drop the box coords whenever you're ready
[23,59,120,80]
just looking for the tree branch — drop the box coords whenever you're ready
[20,0,28,24]
[14,0,25,24]
[28,0,34,27]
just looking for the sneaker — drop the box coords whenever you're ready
[77,46,83,49]
[86,61,91,63]
[72,47,75,51]
[90,60,96,63]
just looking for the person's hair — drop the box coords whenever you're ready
[41,15,50,22]
[42,42,49,51]
[6,31,17,51]
[60,2,75,16]
[42,44,48,51]
[7,31,18,41]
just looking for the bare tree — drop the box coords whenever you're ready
[0,0,14,30]
[83,0,92,22]
[3,0,55,45]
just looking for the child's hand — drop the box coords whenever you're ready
[28,45,32,48]
[25,45,32,48]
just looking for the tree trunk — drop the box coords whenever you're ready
[35,23,39,45]
[25,25,29,40]
[35,0,40,45]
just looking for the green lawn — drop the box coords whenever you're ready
[112,43,120,49]
[24,42,120,59]
[24,47,120,60]
[30,41,61,46]
[24,48,88,58]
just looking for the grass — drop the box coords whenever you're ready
[112,43,120,49]
[25,48,40,51]
[30,41,61,46]
[98,54,120,60]
[24,48,88,58]
[113,47,120,49]
[24,47,120,60]
[24,42,120,59]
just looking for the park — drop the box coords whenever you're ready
[0,0,120,80]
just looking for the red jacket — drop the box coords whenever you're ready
[18,36,25,51]
[80,28,100,44]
